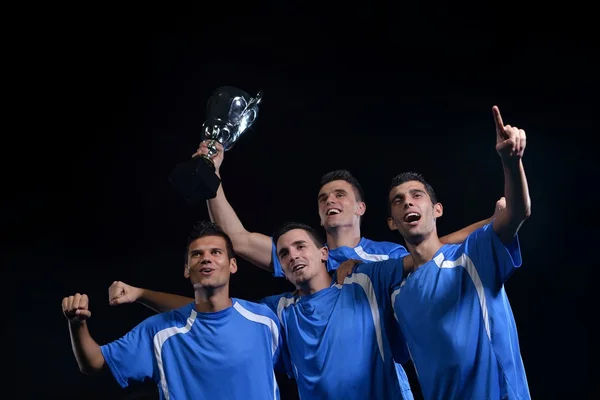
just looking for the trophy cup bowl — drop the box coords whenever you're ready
[169,86,263,203]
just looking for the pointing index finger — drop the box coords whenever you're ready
[492,105,505,132]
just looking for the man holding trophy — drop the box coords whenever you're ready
[100,86,506,398]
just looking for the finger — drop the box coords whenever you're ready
[109,296,126,305]
[519,129,526,157]
[78,294,89,310]
[109,289,124,302]
[71,293,81,310]
[492,106,505,132]
[75,309,92,319]
[62,297,69,312]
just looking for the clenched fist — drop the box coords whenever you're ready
[108,281,141,306]
[62,293,92,322]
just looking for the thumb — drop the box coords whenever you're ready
[109,296,127,306]
[75,309,92,319]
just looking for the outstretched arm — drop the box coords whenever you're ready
[490,106,531,244]
[196,142,274,271]
[108,281,193,313]
[62,293,106,375]
[439,197,506,244]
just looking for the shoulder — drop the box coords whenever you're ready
[136,303,194,332]
[360,238,402,250]
[360,238,408,257]
[234,298,280,321]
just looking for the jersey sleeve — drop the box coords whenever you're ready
[259,293,286,315]
[354,258,406,296]
[100,317,158,388]
[387,244,409,260]
[464,222,522,288]
[353,258,409,363]
[270,239,285,278]
[256,299,294,377]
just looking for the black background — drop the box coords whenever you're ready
[5,2,593,399]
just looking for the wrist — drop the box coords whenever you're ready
[134,286,145,303]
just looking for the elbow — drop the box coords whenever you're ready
[79,365,96,376]
[523,205,532,220]
[522,197,532,219]
[78,358,105,376]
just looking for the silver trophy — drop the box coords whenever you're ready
[169,86,263,203]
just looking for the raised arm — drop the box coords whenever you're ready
[62,293,106,375]
[439,197,506,244]
[195,141,274,271]
[490,106,531,244]
[108,281,193,313]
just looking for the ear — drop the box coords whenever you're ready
[320,246,329,263]
[229,258,238,274]
[434,202,443,218]
[183,263,190,279]
[356,201,366,217]
[387,216,398,231]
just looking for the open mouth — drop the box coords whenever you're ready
[292,264,306,273]
[404,212,421,223]
[326,208,341,216]
[199,267,215,274]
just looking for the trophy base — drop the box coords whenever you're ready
[168,156,221,203]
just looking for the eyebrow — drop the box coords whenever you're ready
[277,240,308,257]
[391,189,426,202]
[318,189,347,200]
[189,247,223,254]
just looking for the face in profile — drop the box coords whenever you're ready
[184,235,238,290]
[276,228,328,287]
[317,180,365,229]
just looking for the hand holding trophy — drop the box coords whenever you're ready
[169,86,263,203]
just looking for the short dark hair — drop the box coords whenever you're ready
[319,169,365,203]
[185,221,235,261]
[272,222,325,251]
[388,172,438,215]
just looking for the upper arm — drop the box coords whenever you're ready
[357,259,406,300]
[230,231,274,272]
[100,319,157,388]
[466,223,522,288]
[440,217,492,244]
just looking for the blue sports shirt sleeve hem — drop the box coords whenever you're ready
[487,223,523,268]
[100,344,128,388]
[271,238,285,277]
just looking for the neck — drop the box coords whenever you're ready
[298,269,332,296]
[404,231,444,270]
[193,285,232,313]
[325,224,361,249]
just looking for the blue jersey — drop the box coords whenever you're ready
[271,236,412,397]
[100,299,283,400]
[261,260,410,400]
[271,237,408,278]
[392,223,530,400]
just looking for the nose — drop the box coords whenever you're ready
[403,200,413,209]
[326,193,336,205]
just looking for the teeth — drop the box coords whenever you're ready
[327,209,340,215]
[405,212,421,222]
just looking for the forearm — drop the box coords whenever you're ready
[137,289,194,313]
[440,217,492,244]
[68,321,105,375]
[206,180,274,271]
[494,160,531,243]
